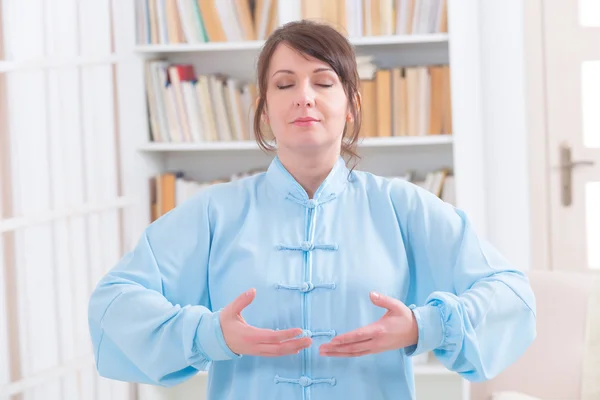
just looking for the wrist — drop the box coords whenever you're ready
[408,309,419,347]
[195,309,242,361]
[403,303,445,357]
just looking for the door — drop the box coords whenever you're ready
[543,0,600,273]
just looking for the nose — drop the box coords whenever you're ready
[294,84,315,108]
[295,98,314,108]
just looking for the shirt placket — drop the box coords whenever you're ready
[273,197,338,398]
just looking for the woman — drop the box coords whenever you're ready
[88,20,536,399]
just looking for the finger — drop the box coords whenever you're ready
[255,337,312,356]
[320,338,374,355]
[329,323,383,345]
[370,291,402,312]
[228,288,256,315]
[243,326,304,344]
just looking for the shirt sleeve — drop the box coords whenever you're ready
[393,182,537,382]
[87,193,239,388]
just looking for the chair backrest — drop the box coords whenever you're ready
[470,270,598,400]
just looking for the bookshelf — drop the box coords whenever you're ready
[124,1,488,400]
[134,33,449,74]
[138,134,453,152]
[135,33,449,53]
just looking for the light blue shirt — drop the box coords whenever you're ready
[88,156,536,399]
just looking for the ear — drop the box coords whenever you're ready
[346,92,361,122]
[256,96,269,124]
[354,92,362,111]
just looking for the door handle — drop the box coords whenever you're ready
[560,142,595,206]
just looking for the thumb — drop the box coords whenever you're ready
[370,291,401,312]
[229,288,256,315]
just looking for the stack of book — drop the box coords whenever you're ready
[357,57,452,138]
[299,0,448,37]
[144,61,258,143]
[136,0,278,45]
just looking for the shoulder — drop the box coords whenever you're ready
[146,173,265,237]
[348,170,430,204]
[348,170,458,221]
[197,173,265,201]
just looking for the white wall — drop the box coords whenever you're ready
[478,1,533,271]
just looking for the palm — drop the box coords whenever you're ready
[319,292,418,357]
[221,289,312,357]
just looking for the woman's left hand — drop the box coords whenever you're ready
[319,292,419,357]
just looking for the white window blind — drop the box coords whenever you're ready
[0,218,9,396]
[0,1,132,399]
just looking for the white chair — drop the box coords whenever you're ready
[470,270,600,400]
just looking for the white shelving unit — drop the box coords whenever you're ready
[134,33,449,55]
[138,135,453,152]
[120,1,490,400]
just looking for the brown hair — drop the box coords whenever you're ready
[253,20,362,165]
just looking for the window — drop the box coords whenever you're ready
[581,60,600,149]
[580,0,600,27]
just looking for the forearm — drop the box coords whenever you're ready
[408,271,536,381]
[88,226,237,386]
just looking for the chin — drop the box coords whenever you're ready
[277,127,341,153]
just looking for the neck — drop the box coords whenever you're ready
[277,147,340,199]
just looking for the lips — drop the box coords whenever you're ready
[292,117,320,127]
[293,117,319,123]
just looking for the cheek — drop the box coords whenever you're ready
[266,91,290,119]
[264,101,282,125]
[322,93,349,123]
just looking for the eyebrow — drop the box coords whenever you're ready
[271,67,334,77]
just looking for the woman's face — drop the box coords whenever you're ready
[263,43,350,155]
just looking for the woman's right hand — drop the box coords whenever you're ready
[220,288,312,357]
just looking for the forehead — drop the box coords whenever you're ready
[268,43,331,73]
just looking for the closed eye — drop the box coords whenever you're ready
[277,84,293,89]
[317,84,333,88]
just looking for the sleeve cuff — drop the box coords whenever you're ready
[195,310,242,361]
[404,303,445,357]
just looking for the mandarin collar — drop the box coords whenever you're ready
[266,155,351,204]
